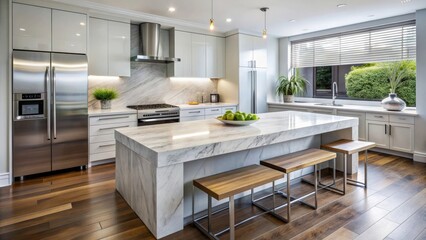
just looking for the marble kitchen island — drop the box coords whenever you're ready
[114,111,358,238]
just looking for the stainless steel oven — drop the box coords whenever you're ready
[127,104,180,126]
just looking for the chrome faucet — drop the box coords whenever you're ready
[332,82,338,105]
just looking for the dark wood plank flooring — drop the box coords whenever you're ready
[1,152,425,240]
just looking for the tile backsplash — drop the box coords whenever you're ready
[88,62,218,109]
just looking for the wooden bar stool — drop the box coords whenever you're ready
[192,165,283,240]
[321,139,376,195]
[260,149,336,222]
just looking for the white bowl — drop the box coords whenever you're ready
[216,117,259,126]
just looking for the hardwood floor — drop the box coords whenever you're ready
[0,152,425,240]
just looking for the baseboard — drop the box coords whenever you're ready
[0,172,10,187]
[414,151,426,163]
[370,148,413,159]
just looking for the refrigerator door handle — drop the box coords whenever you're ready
[52,66,57,139]
[253,70,257,114]
[46,66,51,140]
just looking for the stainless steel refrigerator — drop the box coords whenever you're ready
[12,50,88,178]
[239,67,267,114]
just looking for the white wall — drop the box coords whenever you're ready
[414,9,426,163]
[0,0,11,186]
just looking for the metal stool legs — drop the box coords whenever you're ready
[347,150,368,188]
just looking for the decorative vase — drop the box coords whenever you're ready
[101,100,111,109]
[283,95,294,103]
[381,93,406,111]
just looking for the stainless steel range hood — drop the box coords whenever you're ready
[132,22,180,63]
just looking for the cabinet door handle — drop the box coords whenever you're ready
[375,115,383,119]
[99,143,115,148]
[211,109,219,111]
[385,124,387,135]
[98,116,130,121]
[99,125,129,131]
[389,124,392,136]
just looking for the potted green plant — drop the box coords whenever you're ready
[93,88,119,109]
[276,69,308,103]
[381,61,410,111]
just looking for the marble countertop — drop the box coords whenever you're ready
[115,111,358,167]
[268,101,418,116]
[88,107,137,117]
[177,102,238,109]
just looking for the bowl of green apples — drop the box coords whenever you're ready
[216,110,259,126]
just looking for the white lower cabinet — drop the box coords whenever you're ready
[366,114,414,153]
[180,105,238,122]
[337,111,366,141]
[89,113,137,163]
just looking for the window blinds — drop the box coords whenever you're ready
[291,21,416,68]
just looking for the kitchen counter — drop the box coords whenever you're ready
[268,101,418,116]
[88,107,137,117]
[177,102,238,109]
[115,111,359,238]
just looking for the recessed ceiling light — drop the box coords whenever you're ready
[80,22,85,26]
[401,0,411,4]
[337,4,347,8]
[19,28,26,31]
[168,7,176,12]
[75,33,81,36]
[289,19,296,23]
[226,18,232,23]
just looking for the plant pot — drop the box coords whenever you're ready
[283,95,294,103]
[100,100,111,109]
[381,93,406,111]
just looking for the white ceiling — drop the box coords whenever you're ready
[59,0,426,37]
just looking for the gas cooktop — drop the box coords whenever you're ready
[127,104,178,111]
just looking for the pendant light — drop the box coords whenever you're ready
[260,7,269,39]
[209,0,215,30]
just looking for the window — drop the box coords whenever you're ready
[291,21,416,106]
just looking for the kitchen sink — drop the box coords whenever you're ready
[314,103,344,107]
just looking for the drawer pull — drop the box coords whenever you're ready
[211,109,220,111]
[98,116,130,121]
[99,143,115,148]
[189,111,201,114]
[99,125,130,131]
[399,117,406,120]
[374,115,383,118]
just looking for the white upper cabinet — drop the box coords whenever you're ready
[108,21,130,77]
[172,31,225,78]
[206,36,225,78]
[88,18,130,77]
[191,34,206,78]
[174,31,192,77]
[52,10,87,53]
[12,3,87,53]
[252,37,267,68]
[238,34,267,68]
[88,18,108,76]
[13,3,51,51]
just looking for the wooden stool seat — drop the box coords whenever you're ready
[193,165,283,200]
[321,139,376,155]
[261,149,336,174]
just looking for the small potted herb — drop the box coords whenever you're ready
[276,69,308,103]
[93,88,118,109]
